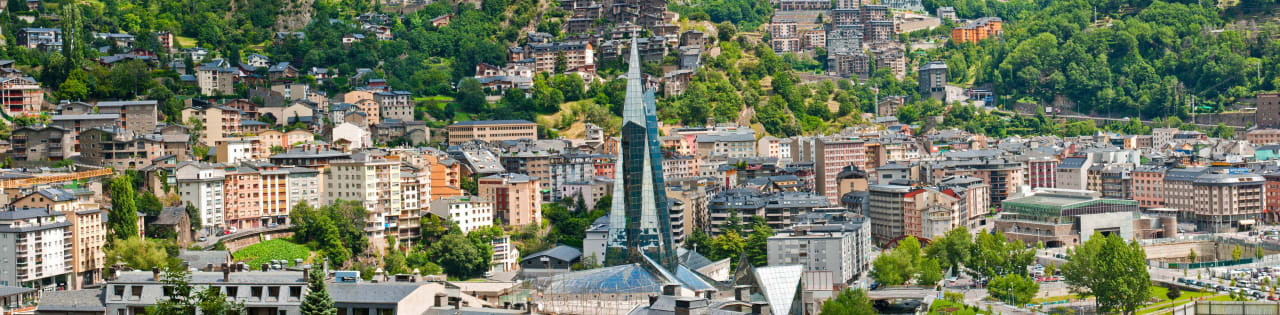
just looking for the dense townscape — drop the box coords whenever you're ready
[0,0,1275,314]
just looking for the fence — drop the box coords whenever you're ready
[1162,258,1256,270]
[1170,301,1280,315]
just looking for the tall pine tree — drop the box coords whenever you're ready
[300,269,335,315]
[107,175,139,243]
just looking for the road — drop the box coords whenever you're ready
[193,225,292,249]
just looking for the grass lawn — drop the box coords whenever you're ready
[1137,286,1224,315]
[413,95,454,102]
[232,239,312,267]
[176,36,198,48]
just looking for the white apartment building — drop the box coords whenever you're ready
[285,167,323,211]
[176,162,227,231]
[325,153,402,242]
[0,208,72,289]
[429,196,495,233]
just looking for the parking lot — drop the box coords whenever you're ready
[1176,266,1280,301]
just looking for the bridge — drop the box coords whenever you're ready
[196,225,294,252]
[867,287,938,300]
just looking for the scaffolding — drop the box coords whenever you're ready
[0,168,114,189]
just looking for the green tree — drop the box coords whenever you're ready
[105,237,173,270]
[149,267,244,315]
[818,288,876,315]
[989,274,1039,305]
[108,175,140,243]
[1061,233,1151,314]
[712,230,746,266]
[924,226,972,271]
[458,78,487,112]
[744,216,774,266]
[871,236,923,285]
[300,269,336,315]
[1233,244,1242,261]
[716,22,737,42]
[1258,246,1265,259]
[1188,248,1197,263]
[917,258,943,286]
[432,233,487,278]
[138,191,164,217]
[1166,284,1181,300]
[1045,263,1056,277]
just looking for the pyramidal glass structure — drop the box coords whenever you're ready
[607,35,677,269]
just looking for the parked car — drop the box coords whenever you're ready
[199,236,208,242]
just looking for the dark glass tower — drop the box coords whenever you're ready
[607,35,677,269]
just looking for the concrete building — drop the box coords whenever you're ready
[1133,166,1167,209]
[0,76,45,117]
[429,196,495,233]
[78,127,167,170]
[1017,153,1058,189]
[1192,169,1265,232]
[223,166,263,230]
[176,162,227,231]
[10,125,74,163]
[478,173,542,226]
[918,61,947,99]
[181,104,242,147]
[10,189,106,289]
[994,188,1141,247]
[196,65,237,96]
[1246,129,1280,145]
[812,138,867,204]
[951,17,1003,43]
[767,219,871,286]
[325,153,402,243]
[695,132,757,160]
[0,208,72,289]
[508,41,594,74]
[95,100,159,135]
[16,28,62,51]
[375,91,413,122]
[904,188,962,239]
[1256,92,1279,128]
[868,184,912,243]
[445,120,537,145]
[769,19,801,53]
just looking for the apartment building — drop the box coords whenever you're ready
[196,65,237,96]
[1264,171,1280,223]
[77,127,168,170]
[177,162,227,231]
[706,189,829,234]
[182,104,243,147]
[509,41,594,74]
[398,167,429,244]
[11,189,106,289]
[952,17,1003,43]
[0,208,72,289]
[939,175,991,228]
[769,19,801,53]
[1017,153,1058,189]
[904,188,962,239]
[429,196,495,233]
[10,125,75,163]
[0,76,44,117]
[96,100,159,135]
[1246,129,1280,145]
[224,166,264,230]
[695,133,756,160]
[935,157,1025,207]
[767,219,870,285]
[374,91,413,122]
[1132,166,1167,209]
[325,154,402,243]
[479,173,542,226]
[548,153,598,201]
[445,120,537,145]
[868,184,911,243]
[17,28,62,51]
[813,138,868,204]
[1192,170,1265,232]
[499,151,553,196]
[918,61,947,98]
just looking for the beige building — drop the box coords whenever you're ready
[0,76,44,117]
[445,120,537,145]
[10,188,105,289]
[478,173,541,226]
[96,100,159,135]
[196,66,236,96]
[10,125,74,163]
[1193,170,1265,232]
[182,104,243,147]
[325,153,402,244]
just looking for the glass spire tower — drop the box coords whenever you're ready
[606,35,677,269]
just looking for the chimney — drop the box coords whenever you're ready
[734,285,751,302]
[261,263,269,272]
[675,299,693,315]
[222,267,231,282]
[751,302,769,315]
[702,290,715,299]
[303,267,311,282]
[662,283,680,296]
[152,267,161,281]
